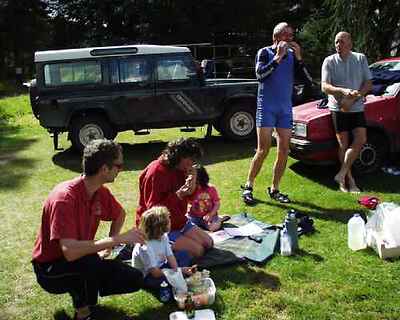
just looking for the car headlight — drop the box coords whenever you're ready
[293,122,307,138]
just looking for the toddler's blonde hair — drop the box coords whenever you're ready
[139,206,171,240]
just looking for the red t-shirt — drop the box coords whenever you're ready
[136,159,187,231]
[32,176,122,263]
[187,185,220,218]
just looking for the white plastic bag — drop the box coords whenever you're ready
[163,268,188,293]
[366,202,400,248]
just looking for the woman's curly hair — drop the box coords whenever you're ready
[160,137,203,168]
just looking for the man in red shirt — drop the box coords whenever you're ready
[137,138,213,258]
[32,139,145,320]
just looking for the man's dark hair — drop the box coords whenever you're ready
[161,137,203,168]
[197,166,210,188]
[82,139,122,176]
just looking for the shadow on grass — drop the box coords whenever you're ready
[295,248,324,262]
[52,136,256,173]
[0,127,38,190]
[266,199,363,224]
[54,303,176,320]
[212,264,281,291]
[289,161,400,193]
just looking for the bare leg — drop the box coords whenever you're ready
[335,128,366,192]
[185,225,213,248]
[172,235,206,258]
[334,131,350,192]
[246,127,273,186]
[271,128,291,191]
[347,128,367,193]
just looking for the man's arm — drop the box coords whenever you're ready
[321,81,353,97]
[60,228,144,262]
[256,44,287,81]
[358,79,373,97]
[98,208,126,258]
[109,208,126,237]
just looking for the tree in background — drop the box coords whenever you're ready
[300,0,400,78]
[1,0,400,82]
[0,0,49,80]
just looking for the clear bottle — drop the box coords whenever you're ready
[285,211,298,250]
[280,228,292,256]
[159,281,171,303]
[348,214,367,251]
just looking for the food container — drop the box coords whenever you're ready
[173,278,216,309]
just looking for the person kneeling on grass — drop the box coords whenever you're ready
[32,139,145,320]
[187,166,230,232]
[132,206,196,291]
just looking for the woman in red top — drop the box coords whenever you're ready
[136,138,213,257]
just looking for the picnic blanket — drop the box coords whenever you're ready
[196,213,280,268]
[115,213,280,268]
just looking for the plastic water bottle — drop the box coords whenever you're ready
[348,214,367,251]
[159,281,171,302]
[285,211,298,250]
[280,228,292,256]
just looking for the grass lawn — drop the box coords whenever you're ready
[1,95,400,320]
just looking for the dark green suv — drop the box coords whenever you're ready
[29,45,258,151]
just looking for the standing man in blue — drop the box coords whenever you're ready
[321,32,372,193]
[241,22,312,205]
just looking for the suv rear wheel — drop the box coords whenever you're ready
[70,115,116,151]
[220,102,256,141]
[353,132,388,174]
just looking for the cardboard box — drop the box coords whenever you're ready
[368,231,400,259]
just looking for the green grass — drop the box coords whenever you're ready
[1,95,400,320]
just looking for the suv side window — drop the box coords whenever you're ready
[44,61,102,86]
[156,56,196,81]
[110,57,150,84]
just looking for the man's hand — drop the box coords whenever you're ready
[274,41,288,63]
[341,88,361,98]
[98,248,112,259]
[340,96,357,112]
[289,41,302,61]
[118,228,145,245]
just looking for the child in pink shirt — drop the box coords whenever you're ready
[187,166,230,231]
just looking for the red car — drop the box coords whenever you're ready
[290,57,400,173]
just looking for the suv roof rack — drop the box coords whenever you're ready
[34,45,190,62]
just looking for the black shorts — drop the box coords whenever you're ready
[331,111,366,133]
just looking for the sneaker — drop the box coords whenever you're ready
[267,187,290,203]
[241,185,256,205]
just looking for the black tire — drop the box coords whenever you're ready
[352,132,388,174]
[220,102,256,141]
[70,115,116,151]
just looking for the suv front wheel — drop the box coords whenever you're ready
[70,115,116,151]
[220,102,256,141]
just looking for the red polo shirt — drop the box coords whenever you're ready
[136,159,188,231]
[32,176,122,263]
